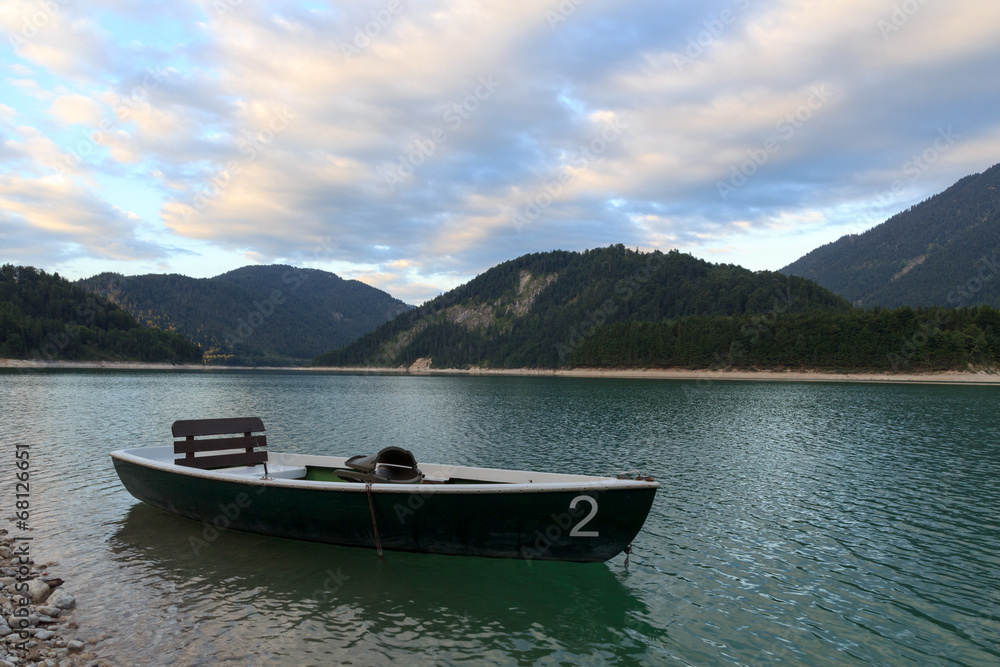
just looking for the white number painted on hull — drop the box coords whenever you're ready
[569,495,599,537]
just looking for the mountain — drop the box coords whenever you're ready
[314,245,852,369]
[782,163,1000,308]
[77,265,411,365]
[1,264,202,363]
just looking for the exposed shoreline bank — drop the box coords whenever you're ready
[1,531,97,665]
[3,358,1000,385]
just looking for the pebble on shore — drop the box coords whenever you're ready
[0,529,107,667]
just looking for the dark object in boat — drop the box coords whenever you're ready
[337,446,424,484]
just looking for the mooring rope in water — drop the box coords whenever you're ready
[623,544,632,570]
[365,481,385,560]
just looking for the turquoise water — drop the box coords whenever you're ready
[1,370,999,665]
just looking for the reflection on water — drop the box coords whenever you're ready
[1,370,999,665]
[107,503,649,665]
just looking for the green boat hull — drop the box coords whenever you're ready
[112,457,657,562]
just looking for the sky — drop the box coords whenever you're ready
[1,0,998,304]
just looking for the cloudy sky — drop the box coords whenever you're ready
[1,0,998,303]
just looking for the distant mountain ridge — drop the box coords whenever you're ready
[782,163,1000,308]
[315,245,851,369]
[78,265,411,365]
[1,264,202,362]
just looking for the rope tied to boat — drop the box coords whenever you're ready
[365,481,385,560]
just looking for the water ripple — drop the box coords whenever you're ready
[2,372,999,665]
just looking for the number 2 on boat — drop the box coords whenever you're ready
[569,495,599,537]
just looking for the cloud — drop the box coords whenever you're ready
[1,0,999,301]
[6,77,54,100]
[0,171,166,261]
[0,117,172,265]
[50,93,104,126]
[1,122,71,174]
[1,1,110,78]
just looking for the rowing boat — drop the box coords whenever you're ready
[110,417,658,562]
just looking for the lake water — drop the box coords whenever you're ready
[1,370,998,665]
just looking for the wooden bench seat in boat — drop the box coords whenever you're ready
[172,417,305,479]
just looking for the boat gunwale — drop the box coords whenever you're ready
[111,446,660,494]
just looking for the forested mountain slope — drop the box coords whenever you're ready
[1,264,202,362]
[782,163,1000,308]
[315,245,851,369]
[78,265,410,365]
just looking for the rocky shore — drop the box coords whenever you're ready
[0,531,105,667]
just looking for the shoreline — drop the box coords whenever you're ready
[3,358,1000,384]
[1,531,96,665]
